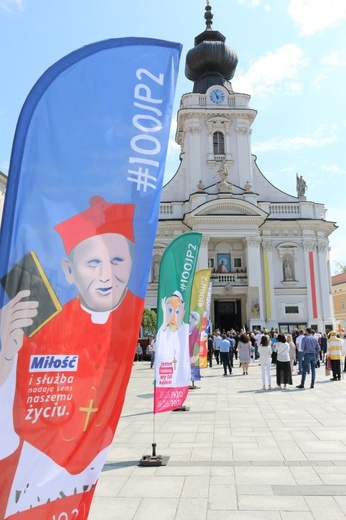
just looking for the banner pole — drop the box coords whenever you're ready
[138,406,169,467]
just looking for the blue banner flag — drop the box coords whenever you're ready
[0,37,181,519]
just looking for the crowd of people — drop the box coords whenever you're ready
[137,327,346,391]
[207,327,346,390]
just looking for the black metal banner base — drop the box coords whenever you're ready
[172,406,190,412]
[138,454,170,467]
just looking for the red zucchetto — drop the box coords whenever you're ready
[54,196,135,254]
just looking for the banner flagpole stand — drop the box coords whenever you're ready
[138,411,169,466]
[172,405,190,411]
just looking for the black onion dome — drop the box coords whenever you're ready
[185,2,238,93]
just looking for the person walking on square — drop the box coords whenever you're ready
[275,333,292,389]
[295,329,304,374]
[342,333,346,372]
[258,334,272,389]
[326,331,342,381]
[296,328,320,389]
[237,332,251,375]
[287,334,296,372]
[320,333,328,364]
[213,331,221,365]
[220,334,232,376]
[227,333,235,368]
[207,334,214,368]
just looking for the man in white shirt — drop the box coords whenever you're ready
[213,331,222,365]
[295,329,305,374]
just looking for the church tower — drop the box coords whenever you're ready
[146,2,336,333]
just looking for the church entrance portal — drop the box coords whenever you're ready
[214,300,242,332]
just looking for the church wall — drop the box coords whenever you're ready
[146,5,336,333]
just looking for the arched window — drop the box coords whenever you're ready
[213,132,225,156]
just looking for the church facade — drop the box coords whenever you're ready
[145,3,336,334]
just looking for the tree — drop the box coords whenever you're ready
[336,262,346,274]
[141,308,157,336]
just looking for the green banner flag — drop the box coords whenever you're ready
[154,232,202,413]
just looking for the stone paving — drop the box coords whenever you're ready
[89,359,346,520]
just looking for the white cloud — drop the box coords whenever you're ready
[234,44,307,97]
[321,51,346,68]
[253,125,337,153]
[288,0,346,36]
[0,0,24,12]
[312,51,346,89]
[234,0,270,10]
[321,164,346,176]
[235,0,261,7]
[311,73,328,90]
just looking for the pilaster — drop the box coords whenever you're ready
[198,235,209,270]
[246,236,265,328]
[316,240,334,325]
[303,240,318,325]
[262,240,276,324]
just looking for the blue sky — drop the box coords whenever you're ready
[0,0,345,273]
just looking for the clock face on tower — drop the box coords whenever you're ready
[209,88,225,104]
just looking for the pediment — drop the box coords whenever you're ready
[184,198,267,228]
[189,199,267,219]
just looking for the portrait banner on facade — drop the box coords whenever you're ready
[189,269,211,380]
[0,37,181,520]
[154,232,202,413]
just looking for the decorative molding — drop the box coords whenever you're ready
[246,236,261,247]
[271,229,302,237]
[186,125,201,135]
[281,280,299,287]
[317,241,328,253]
[224,282,232,294]
[156,227,180,238]
[277,243,299,259]
[206,117,232,135]
[193,199,265,218]
[303,241,316,251]
[262,241,273,252]
[235,126,251,135]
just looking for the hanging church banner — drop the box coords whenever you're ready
[189,269,211,380]
[0,37,181,520]
[154,232,202,413]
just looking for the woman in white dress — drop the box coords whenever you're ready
[258,335,272,390]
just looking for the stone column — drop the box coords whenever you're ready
[197,235,209,270]
[262,240,276,325]
[235,125,253,188]
[316,240,334,327]
[303,240,319,326]
[246,236,265,328]
[185,120,201,197]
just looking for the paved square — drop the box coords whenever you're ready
[89,360,346,519]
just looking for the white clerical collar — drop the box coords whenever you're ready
[81,304,111,324]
